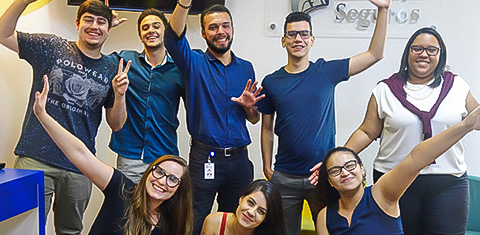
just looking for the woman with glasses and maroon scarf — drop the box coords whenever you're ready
[315,105,480,234]
[32,75,193,235]
[342,27,479,234]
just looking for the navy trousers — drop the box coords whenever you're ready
[189,144,253,235]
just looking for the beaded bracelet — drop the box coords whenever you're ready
[177,0,192,9]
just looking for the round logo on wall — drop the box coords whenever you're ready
[1,0,52,16]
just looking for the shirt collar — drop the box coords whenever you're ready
[140,50,173,68]
[205,49,237,65]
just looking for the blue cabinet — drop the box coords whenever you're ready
[0,168,45,235]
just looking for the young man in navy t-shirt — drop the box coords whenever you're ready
[257,1,391,234]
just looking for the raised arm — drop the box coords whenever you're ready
[170,0,192,36]
[348,0,391,76]
[344,95,383,152]
[34,75,114,191]
[373,106,480,211]
[106,59,131,131]
[261,113,275,180]
[231,79,265,124]
[0,0,37,52]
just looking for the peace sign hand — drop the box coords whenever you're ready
[112,58,131,97]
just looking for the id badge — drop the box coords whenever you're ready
[204,163,215,179]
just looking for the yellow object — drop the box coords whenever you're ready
[0,0,52,17]
[300,200,316,234]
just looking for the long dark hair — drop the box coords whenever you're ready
[123,155,193,235]
[398,27,447,88]
[317,147,365,210]
[240,179,286,235]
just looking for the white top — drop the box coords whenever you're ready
[373,75,470,176]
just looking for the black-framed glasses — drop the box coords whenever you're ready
[327,160,359,177]
[284,30,311,39]
[410,45,440,56]
[151,165,181,188]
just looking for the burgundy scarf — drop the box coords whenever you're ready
[381,71,455,140]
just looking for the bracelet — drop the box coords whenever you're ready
[177,1,192,9]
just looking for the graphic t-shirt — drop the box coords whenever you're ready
[15,32,116,173]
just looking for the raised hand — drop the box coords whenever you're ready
[111,10,128,28]
[231,79,266,109]
[33,75,49,118]
[112,58,131,97]
[369,0,391,9]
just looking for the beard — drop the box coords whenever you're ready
[206,37,233,55]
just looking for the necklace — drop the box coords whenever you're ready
[405,87,435,100]
[403,83,427,91]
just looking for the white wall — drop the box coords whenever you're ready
[1,0,479,234]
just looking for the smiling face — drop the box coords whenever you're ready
[326,151,365,193]
[407,33,441,84]
[235,191,268,230]
[76,12,110,49]
[282,21,314,59]
[139,15,165,50]
[202,12,234,55]
[145,160,184,205]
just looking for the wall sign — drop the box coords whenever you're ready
[265,0,425,38]
[291,0,330,13]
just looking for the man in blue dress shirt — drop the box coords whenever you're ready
[108,9,184,183]
[165,1,264,234]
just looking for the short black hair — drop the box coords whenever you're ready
[284,11,312,34]
[76,0,113,29]
[137,8,168,36]
[200,4,233,31]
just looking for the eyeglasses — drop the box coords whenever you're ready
[284,30,311,39]
[327,160,359,177]
[410,45,440,56]
[151,165,181,188]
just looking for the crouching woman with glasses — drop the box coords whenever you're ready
[315,105,480,235]
[33,75,193,235]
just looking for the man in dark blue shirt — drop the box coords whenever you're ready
[257,1,391,234]
[108,9,184,184]
[165,1,264,234]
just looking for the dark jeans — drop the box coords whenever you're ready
[189,144,253,235]
[374,170,469,235]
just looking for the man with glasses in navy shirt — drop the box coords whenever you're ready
[257,1,391,234]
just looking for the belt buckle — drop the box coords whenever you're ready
[224,147,232,157]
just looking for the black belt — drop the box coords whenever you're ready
[191,140,248,157]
